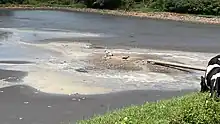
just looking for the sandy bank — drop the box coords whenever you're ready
[1,5,220,25]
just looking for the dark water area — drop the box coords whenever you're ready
[0,60,33,64]
[0,69,27,82]
[0,85,197,124]
[0,10,220,53]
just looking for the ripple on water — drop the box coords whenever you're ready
[0,27,109,43]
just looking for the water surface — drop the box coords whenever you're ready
[1,10,220,52]
[0,9,219,94]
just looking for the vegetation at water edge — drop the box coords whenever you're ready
[78,92,220,124]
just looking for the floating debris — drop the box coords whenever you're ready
[75,68,88,73]
[129,34,134,37]
[19,117,23,120]
[47,106,52,108]
[73,93,79,96]
[24,102,29,104]
[122,56,130,60]
[71,98,77,101]
[92,45,105,49]
[8,77,15,79]
[60,61,67,64]
[34,91,39,94]
[105,50,113,57]
[0,91,3,93]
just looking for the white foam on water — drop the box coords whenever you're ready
[0,27,107,37]
[36,45,214,94]
[0,27,112,45]
[0,27,217,94]
[84,71,200,90]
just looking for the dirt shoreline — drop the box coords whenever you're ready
[1,5,220,25]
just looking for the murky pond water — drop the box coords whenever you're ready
[0,9,219,94]
[1,10,220,52]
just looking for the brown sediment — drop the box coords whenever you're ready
[23,69,112,95]
[18,41,199,95]
[0,5,220,25]
[87,52,191,74]
[28,40,191,74]
[88,53,143,71]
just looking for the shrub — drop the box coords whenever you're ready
[0,0,25,4]
[163,0,220,15]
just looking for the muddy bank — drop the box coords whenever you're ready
[22,41,199,75]
[1,6,220,25]
[87,51,192,74]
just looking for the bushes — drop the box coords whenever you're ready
[127,0,220,15]
[120,0,220,15]
[83,0,122,9]
[163,0,220,15]
[0,0,25,4]
[120,0,135,10]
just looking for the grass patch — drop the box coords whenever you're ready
[130,3,161,12]
[78,92,220,124]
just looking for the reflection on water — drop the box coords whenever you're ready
[0,10,14,16]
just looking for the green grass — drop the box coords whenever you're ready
[78,92,220,124]
[129,3,161,12]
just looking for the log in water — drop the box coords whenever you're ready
[147,59,206,72]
